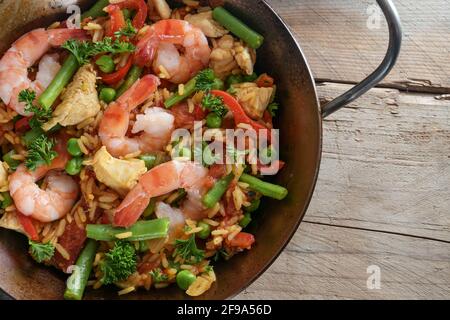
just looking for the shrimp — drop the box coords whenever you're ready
[99,74,176,157]
[0,28,87,115]
[114,160,209,227]
[8,136,79,223]
[134,19,211,84]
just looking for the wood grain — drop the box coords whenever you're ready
[266,0,450,93]
[237,222,450,300]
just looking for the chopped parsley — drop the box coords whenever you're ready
[29,240,55,263]
[25,135,58,171]
[202,93,228,118]
[267,102,279,117]
[18,89,52,129]
[149,268,168,283]
[100,240,137,285]
[114,20,137,38]
[174,234,205,264]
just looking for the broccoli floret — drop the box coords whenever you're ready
[100,240,137,285]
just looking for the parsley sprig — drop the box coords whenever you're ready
[62,37,135,65]
[201,93,228,118]
[149,268,169,283]
[18,89,52,129]
[174,234,205,264]
[114,20,137,38]
[25,135,58,171]
[29,240,55,263]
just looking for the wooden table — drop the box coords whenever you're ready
[237,0,450,300]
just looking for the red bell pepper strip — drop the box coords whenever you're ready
[229,232,255,249]
[17,212,39,241]
[14,117,31,133]
[116,0,148,29]
[104,5,126,38]
[100,56,133,85]
[210,90,271,142]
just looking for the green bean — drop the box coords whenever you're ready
[212,7,264,49]
[81,0,110,20]
[202,173,234,208]
[239,173,288,200]
[239,213,252,228]
[38,54,79,110]
[86,218,170,242]
[244,198,260,213]
[139,152,168,170]
[164,78,196,108]
[116,65,143,98]
[64,239,98,300]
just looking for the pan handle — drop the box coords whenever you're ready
[321,0,402,118]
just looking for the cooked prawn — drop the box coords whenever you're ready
[0,28,87,115]
[134,19,211,84]
[8,136,79,223]
[114,160,209,227]
[99,74,176,157]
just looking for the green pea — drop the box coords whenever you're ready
[3,150,21,171]
[176,270,197,290]
[206,113,222,128]
[22,128,44,147]
[245,198,260,213]
[65,157,83,176]
[226,74,243,88]
[99,88,116,103]
[1,192,13,209]
[239,213,252,228]
[197,222,211,239]
[95,55,115,74]
[67,138,82,157]
[212,78,225,90]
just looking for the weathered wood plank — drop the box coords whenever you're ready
[237,223,450,300]
[267,0,450,92]
[303,82,450,241]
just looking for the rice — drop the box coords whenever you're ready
[77,139,89,155]
[178,84,185,96]
[213,236,223,246]
[98,194,118,203]
[185,227,203,235]
[202,218,220,227]
[4,205,16,212]
[123,150,141,159]
[161,252,169,269]
[158,65,171,79]
[211,229,228,236]
[187,98,195,113]
[56,219,66,237]
[84,22,103,31]
[183,0,200,8]
[115,231,133,239]
[55,243,70,260]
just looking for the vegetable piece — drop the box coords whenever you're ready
[115,0,148,29]
[86,218,170,242]
[256,73,275,88]
[14,117,31,133]
[229,232,255,248]
[95,55,115,73]
[65,157,83,176]
[39,54,79,110]
[164,69,220,108]
[67,138,82,157]
[267,102,279,117]
[2,150,21,171]
[0,192,13,209]
[101,56,133,85]
[239,213,252,228]
[25,135,58,171]
[64,239,99,300]
[16,212,38,241]
[202,94,228,118]
[81,0,109,20]
[206,113,222,128]
[239,173,288,200]
[105,5,127,38]
[176,270,197,290]
[211,90,271,141]
[212,7,264,49]
[202,173,234,208]
[22,127,45,147]
[19,89,52,129]
[100,240,137,285]
[174,234,205,264]
[99,87,117,103]
[139,154,157,170]
[114,19,137,38]
[150,268,169,283]
[245,198,260,213]
[196,222,211,240]
[226,74,243,88]
[142,199,156,218]
[122,8,132,20]
[28,240,55,263]
[115,65,143,97]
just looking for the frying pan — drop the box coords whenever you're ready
[0,0,402,300]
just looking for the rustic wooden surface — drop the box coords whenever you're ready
[236,0,450,300]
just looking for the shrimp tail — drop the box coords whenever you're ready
[113,184,151,227]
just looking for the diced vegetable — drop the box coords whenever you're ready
[165,77,196,108]
[239,173,288,200]
[101,56,133,85]
[64,239,99,300]
[196,222,211,239]
[99,87,117,103]
[0,192,13,209]
[176,270,197,290]
[239,213,252,228]
[22,127,44,147]
[202,173,234,208]
[244,198,260,213]
[65,157,83,176]
[229,232,255,248]
[212,7,264,49]
[96,55,115,73]
[3,150,21,171]
[206,113,222,128]
[67,138,82,157]
[16,212,39,241]
[116,65,143,97]
[39,54,79,110]
[81,0,110,20]
[86,218,170,242]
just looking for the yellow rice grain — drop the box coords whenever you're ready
[89,201,98,221]
[237,182,249,189]
[5,205,16,212]
[86,177,94,196]
[187,98,195,113]
[180,264,195,270]
[162,88,171,101]
[42,228,56,244]
[0,194,3,201]
[167,268,178,276]
[77,139,89,155]
[66,214,73,224]
[137,25,150,38]
[93,281,103,290]
[78,207,87,223]
[232,187,244,210]
[87,194,95,201]
[115,231,133,239]
[110,0,126,4]
[251,163,258,175]
[219,203,226,216]
[237,123,253,130]
[123,150,141,159]
[93,253,104,267]
[227,226,242,241]
[158,65,171,79]
[161,253,169,269]
[206,202,221,218]
[48,21,61,29]
[178,84,185,96]
[92,29,104,43]
[192,91,204,104]
[74,210,83,229]
[4,133,15,144]
[154,283,169,289]
[42,223,52,237]
[98,202,113,210]
[202,218,220,227]
[148,237,167,254]
[118,53,131,68]
[84,22,103,31]
[212,229,228,236]
[10,154,25,161]
[55,243,70,260]
[98,194,118,203]
[56,219,66,237]
[183,0,200,7]
[185,227,203,235]
[213,236,223,246]
[185,219,196,229]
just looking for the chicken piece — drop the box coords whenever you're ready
[42,64,101,131]
[92,147,147,196]
[151,0,172,19]
[0,161,7,191]
[0,211,24,235]
[209,35,256,79]
[234,83,273,120]
[185,11,229,38]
